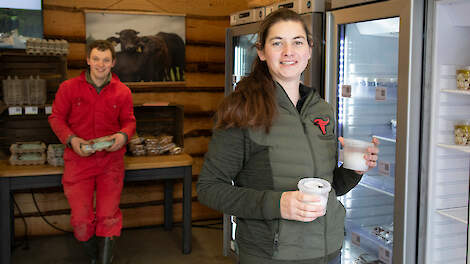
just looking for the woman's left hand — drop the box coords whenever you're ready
[339,137,380,175]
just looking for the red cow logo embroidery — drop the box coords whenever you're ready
[313,118,330,135]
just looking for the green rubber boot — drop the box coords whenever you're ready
[80,236,98,264]
[101,237,116,264]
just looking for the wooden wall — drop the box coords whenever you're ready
[12,0,263,237]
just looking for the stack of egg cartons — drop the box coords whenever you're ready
[47,144,65,166]
[9,142,46,165]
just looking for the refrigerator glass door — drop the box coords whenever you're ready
[420,0,470,263]
[336,17,399,264]
[231,33,258,91]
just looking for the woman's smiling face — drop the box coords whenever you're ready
[257,20,312,85]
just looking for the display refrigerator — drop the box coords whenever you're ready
[325,0,424,263]
[419,0,470,263]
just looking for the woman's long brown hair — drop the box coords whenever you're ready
[215,9,312,133]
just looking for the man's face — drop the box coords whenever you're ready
[87,48,115,82]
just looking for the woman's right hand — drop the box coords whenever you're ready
[280,191,326,222]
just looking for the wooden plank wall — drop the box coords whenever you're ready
[12,0,260,237]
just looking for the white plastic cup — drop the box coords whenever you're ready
[297,178,331,213]
[343,138,373,171]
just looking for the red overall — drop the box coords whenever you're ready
[49,72,136,241]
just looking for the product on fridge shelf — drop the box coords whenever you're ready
[456,67,470,90]
[454,121,470,145]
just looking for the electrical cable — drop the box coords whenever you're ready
[11,193,29,250]
[31,190,72,234]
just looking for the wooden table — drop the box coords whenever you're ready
[0,154,193,263]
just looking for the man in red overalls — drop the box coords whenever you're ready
[49,40,136,264]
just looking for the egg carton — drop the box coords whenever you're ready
[9,152,46,165]
[26,38,69,56]
[10,141,46,154]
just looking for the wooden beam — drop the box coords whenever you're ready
[132,90,223,113]
[183,136,210,156]
[44,0,250,17]
[68,43,225,64]
[183,115,214,135]
[186,17,229,44]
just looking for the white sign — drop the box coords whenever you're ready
[378,160,391,176]
[351,232,360,247]
[341,84,352,98]
[376,86,387,101]
[25,106,39,115]
[379,246,392,264]
[8,106,22,116]
[45,105,53,115]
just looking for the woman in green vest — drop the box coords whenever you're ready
[197,8,379,264]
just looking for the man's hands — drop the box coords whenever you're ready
[70,136,92,157]
[280,191,326,222]
[70,133,127,156]
[105,133,126,152]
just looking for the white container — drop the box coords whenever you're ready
[297,178,331,212]
[343,138,373,171]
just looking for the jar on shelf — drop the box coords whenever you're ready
[454,121,470,145]
[456,67,470,90]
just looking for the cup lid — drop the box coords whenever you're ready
[298,178,331,194]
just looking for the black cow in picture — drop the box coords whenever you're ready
[109,29,185,82]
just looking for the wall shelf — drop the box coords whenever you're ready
[437,207,468,224]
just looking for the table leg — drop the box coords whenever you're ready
[182,166,192,254]
[0,178,11,264]
[164,180,173,230]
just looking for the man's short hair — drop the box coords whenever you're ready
[86,40,116,60]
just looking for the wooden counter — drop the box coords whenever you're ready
[0,154,193,264]
[0,153,193,177]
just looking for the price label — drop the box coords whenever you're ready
[351,232,360,246]
[45,105,53,115]
[25,106,39,115]
[341,84,352,98]
[378,160,391,176]
[8,106,22,116]
[376,86,387,101]
[379,246,392,264]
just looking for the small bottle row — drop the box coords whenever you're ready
[2,75,47,106]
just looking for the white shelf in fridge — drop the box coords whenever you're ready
[437,143,470,153]
[441,89,470,95]
[359,174,394,197]
[373,135,396,143]
[437,207,468,224]
[345,221,393,264]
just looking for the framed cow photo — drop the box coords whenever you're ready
[85,10,185,86]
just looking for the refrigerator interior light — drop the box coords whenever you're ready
[355,17,399,37]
